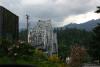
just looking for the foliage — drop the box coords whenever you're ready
[0,56,13,64]
[88,24,100,62]
[48,54,60,63]
[56,28,93,60]
[95,6,100,13]
[69,44,87,67]
[0,39,67,67]
[0,39,13,56]
[19,29,27,41]
[34,48,47,60]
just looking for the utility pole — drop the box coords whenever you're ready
[26,14,29,43]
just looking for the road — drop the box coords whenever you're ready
[83,64,100,67]
[83,66,100,67]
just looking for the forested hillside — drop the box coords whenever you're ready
[55,28,93,60]
[64,19,100,31]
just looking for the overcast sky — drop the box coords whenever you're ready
[0,0,100,29]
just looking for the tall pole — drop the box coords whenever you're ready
[26,14,29,43]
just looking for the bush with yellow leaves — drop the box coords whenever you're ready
[48,54,60,63]
[34,48,47,59]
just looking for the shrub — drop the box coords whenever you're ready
[48,54,60,63]
[34,48,47,59]
[69,44,87,67]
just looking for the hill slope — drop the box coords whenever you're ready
[64,19,100,31]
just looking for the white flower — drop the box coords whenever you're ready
[14,53,17,56]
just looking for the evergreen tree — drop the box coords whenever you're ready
[19,29,27,41]
[56,28,92,60]
[89,6,100,63]
[89,24,100,62]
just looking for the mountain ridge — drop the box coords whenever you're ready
[64,19,100,31]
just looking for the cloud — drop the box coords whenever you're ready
[0,0,100,29]
[21,0,48,5]
[62,11,100,26]
[0,0,2,4]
